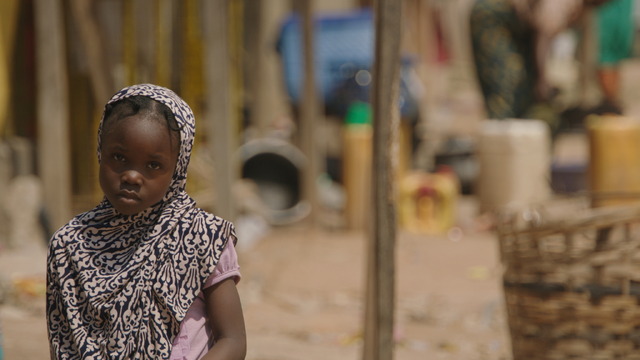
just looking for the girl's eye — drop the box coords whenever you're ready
[113,153,125,162]
[148,162,161,170]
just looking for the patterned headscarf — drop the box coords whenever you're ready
[46,84,235,359]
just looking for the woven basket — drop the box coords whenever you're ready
[496,197,640,360]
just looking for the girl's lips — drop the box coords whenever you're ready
[118,190,140,200]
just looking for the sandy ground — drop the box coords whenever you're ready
[0,196,511,360]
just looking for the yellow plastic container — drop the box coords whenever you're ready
[398,168,459,234]
[342,101,415,231]
[342,102,372,231]
[343,123,372,231]
[587,115,640,207]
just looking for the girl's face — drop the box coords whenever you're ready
[99,114,179,215]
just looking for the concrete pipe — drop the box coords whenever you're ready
[239,138,310,225]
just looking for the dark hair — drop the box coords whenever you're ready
[101,95,181,149]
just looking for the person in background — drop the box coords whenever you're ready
[469,0,610,131]
[594,0,635,114]
[46,84,246,359]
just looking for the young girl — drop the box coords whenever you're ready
[46,84,246,359]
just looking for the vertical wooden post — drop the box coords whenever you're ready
[69,0,113,206]
[135,0,155,82]
[203,0,236,221]
[229,0,244,133]
[245,1,268,136]
[122,0,136,85]
[34,0,71,230]
[69,0,113,108]
[578,8,599,107]
[298,0,319,225]
[154,0,173,87]
[0,0,19,137]
[181,0,204,122]
[363,0,402,359]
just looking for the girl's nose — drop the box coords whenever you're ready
[121,170,143,185]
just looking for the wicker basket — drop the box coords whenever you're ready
[496,197,640,360]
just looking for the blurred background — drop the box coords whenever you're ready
[0,0,479,235]
[2,0,640,359]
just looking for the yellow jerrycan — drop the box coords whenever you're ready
[587,115,640,207]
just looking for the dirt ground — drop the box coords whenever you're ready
[0,196,510,360]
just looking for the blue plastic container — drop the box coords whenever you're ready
[277,9,419,118]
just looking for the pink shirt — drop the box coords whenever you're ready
[170,241,241,360]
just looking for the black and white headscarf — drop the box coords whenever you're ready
[47,84,235,359]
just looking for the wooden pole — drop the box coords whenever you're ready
[69,0,113,207]
[136,0,155,82]
[203,0,236,221]
[122,0,136,85]
[363,0,402,359]
[68,0,113,112]
[245,1,268,136]
[34,0,71,230]
[578,8,598,107]
[181,0,204,122]
[154,0,173,87]
[298,0,319,225]
[0,0,19,137]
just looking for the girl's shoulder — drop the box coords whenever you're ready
[48,207,108,246]
[48,214,86,246]
[192,208,236,229]
[184,208,238,245]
